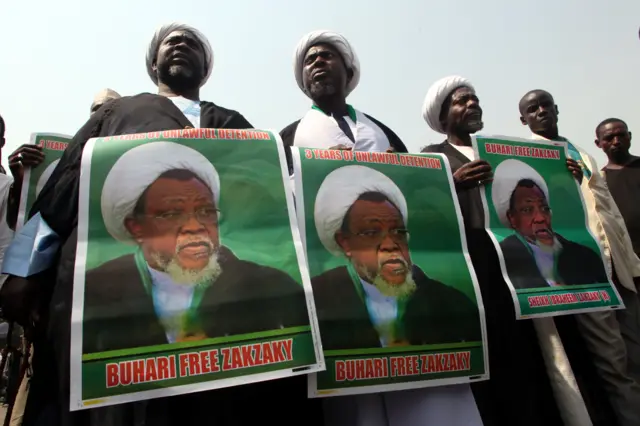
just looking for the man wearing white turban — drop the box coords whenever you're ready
[421,76,584,426]
[493,159,607,289]
[81,142,308,354]
[280,30,407,174]
[310,165,480,351]
[0,22,259,426]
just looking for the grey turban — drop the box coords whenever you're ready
[422,75,475,134]
[314,165,407,257]
[293,30,361,98]
[491,159,549,228]
[101,141,220,244]
[146,22,214,88]
[90,88,121,114]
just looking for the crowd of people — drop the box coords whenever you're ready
[0,21,638,426]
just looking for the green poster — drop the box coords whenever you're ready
[473,135,622,319]
[70,129,323,410]
[292,148,488,397]
[17,132,71,228]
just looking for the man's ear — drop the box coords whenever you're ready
[152,61,158,74]
[125,217,144,243]
[519,116,527,126]
[506,211,516,229]
[555,105,559,116]
[594,138,601,148]
[346,68,354,84]
[629,131,633,142]
[335,231,351,257]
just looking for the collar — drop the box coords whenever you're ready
[531,132,568,142]
[312,104,357,122]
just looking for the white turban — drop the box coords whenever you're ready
[35,159,60,198]
[491,159,549,228]
[146,22,214,88]
[293,30,361,98]
[422,75,475,134]
[101,141,220,244]
[314,165,407,257]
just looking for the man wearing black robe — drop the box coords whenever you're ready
[0,23,322,426]
[421,76,617,426]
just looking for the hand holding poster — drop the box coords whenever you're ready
[292,148,488,397]
[17,132,71,228]
[71,129,323,410]
[473,135,622,319]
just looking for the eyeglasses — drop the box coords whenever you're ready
[142,207,220,229]
[349,228,409,245]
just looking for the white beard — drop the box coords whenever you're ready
[353,258,417,298]
[151,250,222,288]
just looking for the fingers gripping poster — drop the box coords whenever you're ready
[473,135,622,319]
[292,148,488,397]
[70,129,323,410]
[17,132,72,229]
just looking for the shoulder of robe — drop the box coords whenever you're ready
[421,140,447,153]
[362,113,408,153]
[279,120,301,147]
[200,100,253,129]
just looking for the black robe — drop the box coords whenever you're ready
[500,234,609,290]
[22,94,323,426]
[83,246,309,354]
[422,141,617,426]
[279,114,408,174]
[311,265,481,351]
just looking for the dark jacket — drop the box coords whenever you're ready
[83,246,309,354]
[500,234,609,290]
[312,265,481,351]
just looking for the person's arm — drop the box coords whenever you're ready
[222,112,253,130]
[5,144,46,229]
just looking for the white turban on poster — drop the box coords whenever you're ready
[35,159,60,198]
[314,165,407,257]
[491,159,549,228]
[422,76,475,134]
[146,22,214,87]
[101,141,220,244]
[293,30,361,98]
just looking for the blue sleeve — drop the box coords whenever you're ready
[1,213,61,277]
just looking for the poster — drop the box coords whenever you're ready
[70,129,324,410]
[473,135,622,319]
[17,132,71,229]
[292,148,488,397]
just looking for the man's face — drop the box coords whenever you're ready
[519,91,558,134]
[154,30,206,91]
[596,121,632,161]
[302,43,351,100]
[442,87,483,134]
[507,184,554,246]
[125,175,220,284]
[336,199,413,292]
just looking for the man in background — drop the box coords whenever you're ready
[520,89,640,425]
[90,88,121,116]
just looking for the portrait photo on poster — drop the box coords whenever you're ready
[472,134,623,319]
[292,147,488,398]
[69,129,323,410]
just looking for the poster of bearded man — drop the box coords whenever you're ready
[472,134,623,319]
[70,129,323,410]
[292,147,487,397]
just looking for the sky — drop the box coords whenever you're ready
[1,0,639,169]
